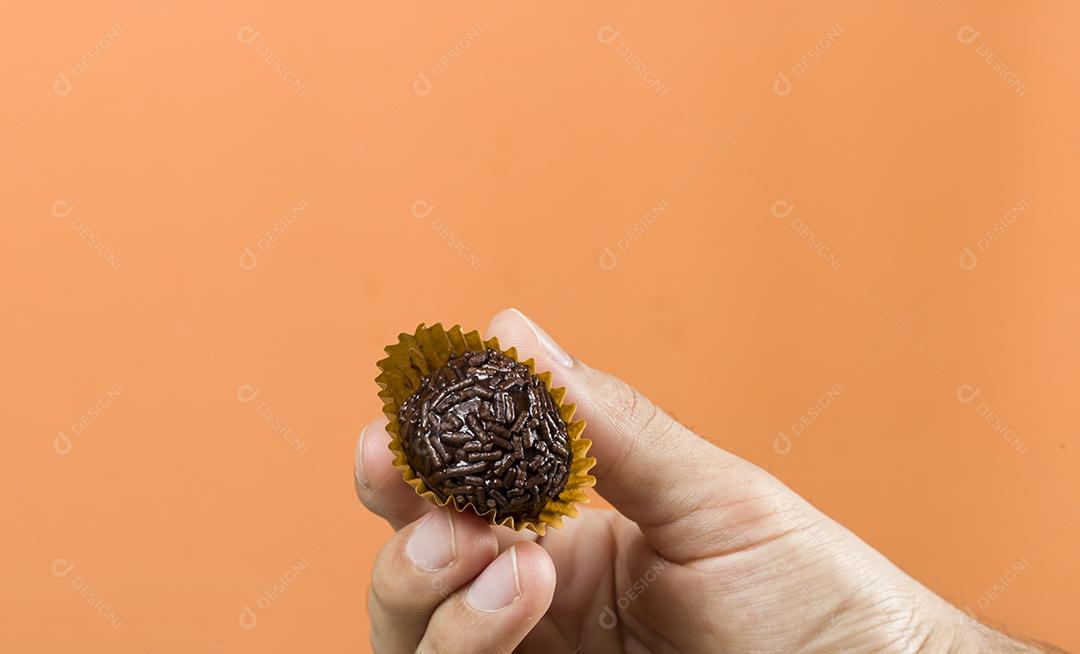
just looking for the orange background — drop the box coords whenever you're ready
[3,1,1079,651]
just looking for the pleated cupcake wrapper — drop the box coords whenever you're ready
[376,323,595,535]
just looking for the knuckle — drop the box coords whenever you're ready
[591,369,642,425]
[590,369,679,445]
[610,377,641,422]
[368,554,409,616]
[414,640,442,654]
[638,402,678,447]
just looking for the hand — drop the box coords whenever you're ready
[355,308,1059,653]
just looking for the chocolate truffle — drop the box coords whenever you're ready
[398,349,572,520]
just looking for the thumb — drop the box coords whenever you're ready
[486,309,811,563]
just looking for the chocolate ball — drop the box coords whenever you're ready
[398,349,572,520]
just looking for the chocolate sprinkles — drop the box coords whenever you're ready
[398,349,574,519]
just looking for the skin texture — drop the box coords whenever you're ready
[355,309,1063,654]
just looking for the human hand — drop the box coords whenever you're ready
[355,308,1060,653]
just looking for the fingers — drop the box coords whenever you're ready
[355,419,435,530]
[355,419,541,545]
[417,541,556,654]
[487,308,807,561]
[368,509,499,653]
[367,510,554,654]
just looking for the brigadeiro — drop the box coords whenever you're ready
[376,323,595,533]
[399,349,572,518]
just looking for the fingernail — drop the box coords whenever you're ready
[510,308,573,368]
[405,512,456,571]
[467,546,521,612]
[355,426,369,488]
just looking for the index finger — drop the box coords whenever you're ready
[355,418,433,530]
[355,418,540,548]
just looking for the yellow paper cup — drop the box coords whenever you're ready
[375,323,595,535]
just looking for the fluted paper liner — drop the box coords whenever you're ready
[376,323,595,535]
